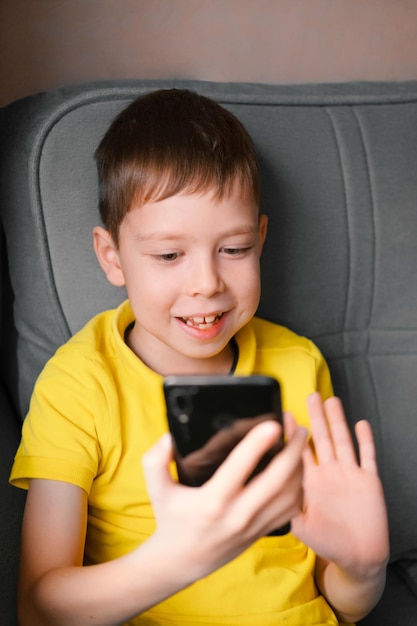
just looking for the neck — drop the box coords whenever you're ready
[125,324,237,376]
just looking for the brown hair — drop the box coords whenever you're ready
[95,89,261,245]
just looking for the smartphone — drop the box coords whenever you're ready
[163,374,290,534]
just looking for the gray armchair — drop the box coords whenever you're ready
[1,79,417,624]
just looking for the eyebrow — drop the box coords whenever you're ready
[134,224,258,242]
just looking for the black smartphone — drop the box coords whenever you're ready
[163,374,290,534]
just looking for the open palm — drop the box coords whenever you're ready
[291,394,389,573]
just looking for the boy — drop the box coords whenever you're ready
[10,89,388,625]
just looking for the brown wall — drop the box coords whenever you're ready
[2,0,417,107]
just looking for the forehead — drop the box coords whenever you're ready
[122,184,260,238]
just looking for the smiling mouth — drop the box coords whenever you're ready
[179,313,224,329]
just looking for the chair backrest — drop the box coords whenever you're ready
[1,79,417,564]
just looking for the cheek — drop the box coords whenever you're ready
[237,266,261,304]
[127,267,176,308]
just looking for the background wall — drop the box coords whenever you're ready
[2,0,417,107]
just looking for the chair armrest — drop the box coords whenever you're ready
[0,381,26,626]
[358,563,417,626]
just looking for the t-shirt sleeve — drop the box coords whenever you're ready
[9,351,107,493]
[314,347,334,400]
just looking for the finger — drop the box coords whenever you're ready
[283,411,298,440]
[307,392,335,463]
[254,424,307,486]
[237,425,307,514]
[208,420,283,495]
[307,393,356,464]
[301,439,317,468]
[322,396,357,464]
[142,434,176,501]
[284,411,316,467]
[355,420,379,474]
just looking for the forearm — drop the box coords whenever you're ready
[19,535,194,626]
[316,557,388,623]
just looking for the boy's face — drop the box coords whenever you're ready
[94,184,267,376]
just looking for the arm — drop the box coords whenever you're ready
[19,419,307,626]
[19,479,195,626]
[291,394,389,623]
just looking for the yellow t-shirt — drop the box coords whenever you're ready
[11,300,346,626]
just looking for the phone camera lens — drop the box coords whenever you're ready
[169,388,193,421]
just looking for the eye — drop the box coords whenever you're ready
[154,252,181,262]
[221,246,253,256]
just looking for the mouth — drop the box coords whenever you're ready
[179,313,224,329]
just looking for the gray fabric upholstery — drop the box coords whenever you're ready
[1,79,417,624]
[0,382,26,626]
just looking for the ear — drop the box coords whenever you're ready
[258,214,268,254]
[93,226,126,287]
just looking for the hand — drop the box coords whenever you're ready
[177,413,284,486]
[143,417,307,583]
[291,393,389,577]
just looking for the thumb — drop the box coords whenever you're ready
[142,433,175,502]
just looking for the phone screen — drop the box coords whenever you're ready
[163,375,283,487]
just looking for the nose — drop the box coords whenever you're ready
[185,254,225,297]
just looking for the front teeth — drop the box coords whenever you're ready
[191,316,205,324]
[184,314,221,328]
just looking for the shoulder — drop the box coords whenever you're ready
[62,306,121,358]
[46,301,132,373]
[250,316,323,359]
[32,303,133,412]
[248,317,334,408]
